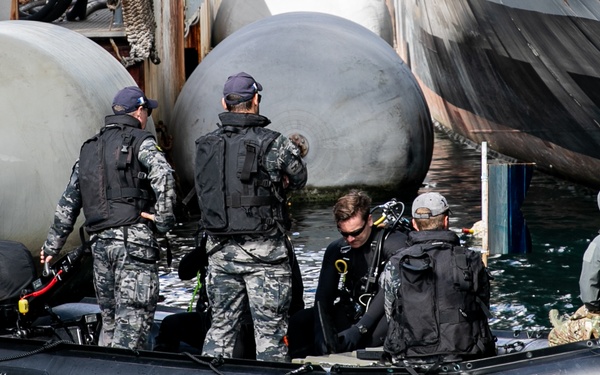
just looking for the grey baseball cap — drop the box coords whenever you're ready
[412,192,451,219]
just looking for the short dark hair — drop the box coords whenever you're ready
[333,189,371,224]
[225,94,253,112]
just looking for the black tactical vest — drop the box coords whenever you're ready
[79,115,155,233]
[384,242,496,360]
[194,123,288,235]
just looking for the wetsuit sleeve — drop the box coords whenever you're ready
[42,161,83,257]
[314,240,343,307]
[138,137,177,232]
[264,134,307,190]
[313,239,344,354]
[356,289,384,329]
[580,234,600,311]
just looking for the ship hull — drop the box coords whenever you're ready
[393,0,600,188]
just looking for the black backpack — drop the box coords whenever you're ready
[0,240,36,330]
[384,242,495,360]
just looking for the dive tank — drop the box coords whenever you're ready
[171,12,433,198]
[0,21,144,253]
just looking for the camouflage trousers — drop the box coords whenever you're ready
[202,246,292,362]
[91,237,159,350]
[548,305,600,346]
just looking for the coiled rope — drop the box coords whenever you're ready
[108,0,160,67]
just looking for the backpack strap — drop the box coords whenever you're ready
[454,246,493,319]
[240,143,257,182]
[453,246,472,292]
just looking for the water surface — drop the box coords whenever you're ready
[159,129,600,333]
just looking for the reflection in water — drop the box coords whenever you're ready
[158,129,600,332]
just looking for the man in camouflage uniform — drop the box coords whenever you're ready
[195,72,307,362]
[380,192,494,361]
[549,191,600,346]
[41,86,176,350]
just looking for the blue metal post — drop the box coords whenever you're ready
[488,163,533,254]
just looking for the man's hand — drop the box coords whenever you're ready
[40,248,53,264]
[289,134,308,157]
[337,325,363,352]
[142,211,174,233]
[141,212,156,221]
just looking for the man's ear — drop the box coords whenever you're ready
[412,218,419,231]
[221,98,228,110]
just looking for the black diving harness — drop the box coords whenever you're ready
[336,199,413,312]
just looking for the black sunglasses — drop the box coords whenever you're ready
[338,219,368,238]
[136,96,152,115]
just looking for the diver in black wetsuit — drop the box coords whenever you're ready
[287,190,409,358]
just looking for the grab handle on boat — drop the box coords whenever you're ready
[43,261,51,277]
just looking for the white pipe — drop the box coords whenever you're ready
[481,142,489,265]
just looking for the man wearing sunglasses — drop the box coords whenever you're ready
[287,189,409,357]
[40,86,176,350]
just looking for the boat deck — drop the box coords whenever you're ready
[52,8,124,38]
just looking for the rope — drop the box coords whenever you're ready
[110,0,159,67]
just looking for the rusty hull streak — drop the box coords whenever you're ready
[418,78,600,188]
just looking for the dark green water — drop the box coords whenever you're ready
[159,129,600,333]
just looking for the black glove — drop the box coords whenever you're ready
[337,325,362,352]
[314,334,329,356]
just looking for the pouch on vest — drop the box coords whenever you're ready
[195,134,227,230]
[399,252,439,347]
[79,135,109,226]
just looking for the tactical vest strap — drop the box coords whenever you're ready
[117,132,134,189]
[453,247,472,291]
[240,143,257,182]
[106,187,151,200]
[226,194,275,207]
[117,132,133,170]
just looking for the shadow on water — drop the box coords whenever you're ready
[158,128,600,332]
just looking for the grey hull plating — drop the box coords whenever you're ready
[394,0,600,188]
[171,12,433,196]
